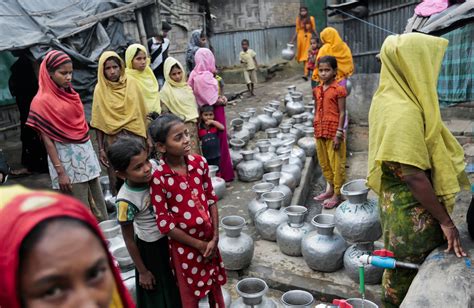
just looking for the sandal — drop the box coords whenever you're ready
[313,191,333,201]
[323,198,342,209]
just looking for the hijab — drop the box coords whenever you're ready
[367,33,469,197]
[125,44,161,114]
[188,48,219,106]
[0,185,135,308]
[160,57,199,122]
[91,51,148,138]
[186,29,208,72]
[26,50,90,143]
[313,27,354,82]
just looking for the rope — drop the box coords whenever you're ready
[334,9,397,35]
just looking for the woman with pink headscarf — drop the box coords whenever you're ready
[188,48,234,182]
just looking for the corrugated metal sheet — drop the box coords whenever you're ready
[341,1,419,73]
[212,26,295,67]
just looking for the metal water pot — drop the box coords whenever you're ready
[278,124,294,140]
[99,219,121,239]
[265,127,279,139]
[281,138,306,167]
[278,154,302,186]
[286,92,305,116]
[254,141,277,164]
[209,165,226,200]
[276,206,313,256]
[335,179,382,243]
[99,176,117,211]
[121,270,136,302]
[256,138,276,153]
[255,192,288,241]
[280,290,314,308]
[257,107,278,130]
[343,242,383,285]
[287,85,297,93]
[297,127,316,157]
[229,138,245,168]
[248,182,275,223]
[218,216,254,270]
[263,159,297,191]
[281,43,295,60]
[268,101,283,125]
[301,214,347,272]
[230,118,251,145]
[230,278,277,308]
[199,287,232,307]
[245,107,262,132]
[239,111,257,138]
[112,246,134,272]
[236,150,264,182]
[262,172,293,207]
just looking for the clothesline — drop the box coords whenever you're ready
[334,9,397,35]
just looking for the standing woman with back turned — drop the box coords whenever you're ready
[290,6,316,79]
[26,50,108,222]
[368,33,469,307]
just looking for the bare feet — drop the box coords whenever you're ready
[323,195,342,209]
[314,190,333,201]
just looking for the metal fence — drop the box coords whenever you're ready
[341,1,419,73]
[212,26,295,68]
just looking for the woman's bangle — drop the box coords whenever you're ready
[442,223,457,229]
[337,128,344,132]
[53,164,61,168]
[99,148,105,152]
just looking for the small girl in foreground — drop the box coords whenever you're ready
[149,114,227,307]
[313,56,347,209]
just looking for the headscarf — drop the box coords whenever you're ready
[188,48,218,106]
[26,50,90,143]
[186,29,208,72]
[125,44,161,114]
[91,51,148,138]
[312,27,354,82]
[0,185,134,308]
[367,33,469,197]
[160,57,199,122]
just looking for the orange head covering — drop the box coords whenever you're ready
[312,27,354,82]
[0,186,135,308]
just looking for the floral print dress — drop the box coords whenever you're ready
[379,162,453,307]
[150,154,227,300]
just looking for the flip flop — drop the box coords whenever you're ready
[323,198,342,209]
[313,191,333,201]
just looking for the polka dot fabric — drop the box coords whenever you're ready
[151,154,226,299]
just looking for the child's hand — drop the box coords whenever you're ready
[204,238,218,258]
[139,270,156,290]
[333,135,341,150]
[197,240,208,256]
[205,119,214,126]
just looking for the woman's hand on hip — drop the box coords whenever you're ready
[440,223,467,257]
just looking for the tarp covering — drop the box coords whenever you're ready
[0,52,16,106]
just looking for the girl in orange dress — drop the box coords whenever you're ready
[290,6,317,79]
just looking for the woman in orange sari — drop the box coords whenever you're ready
[290,6,317,79]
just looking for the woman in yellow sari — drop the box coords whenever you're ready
[125,43,161,114]
[368,33,469,307]
[290,6,316,78]
[160,57,201,154]
[311,27,353,84]
[91,51,148,194]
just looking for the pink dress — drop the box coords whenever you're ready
[151,154,227,302]
[188,48,235,182]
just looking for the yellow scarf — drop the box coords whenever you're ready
[125,44,161,114]
[312,27,354,82]
[91,51,148,138]
[160,57,199,122]
[368,33,469,197]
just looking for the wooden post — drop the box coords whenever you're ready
[135,9,149,51]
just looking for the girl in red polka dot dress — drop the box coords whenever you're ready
[149,113,227,307]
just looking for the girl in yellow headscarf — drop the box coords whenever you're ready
[91,51,149,194]
[368,33,469,307]
[125,43,161,114]
[311,27,354,83]
[160,57,201,154]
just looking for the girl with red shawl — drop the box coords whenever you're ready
[26,50,107,221]
[0,185,135,308]
[188,48,234,182]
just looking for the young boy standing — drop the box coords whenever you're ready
[239,39,258,96]
[107,136,181,308]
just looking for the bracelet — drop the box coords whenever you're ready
[53,164,61,168]
[443,223,457,229]
[337,128,344,132]
[99,149,105,152]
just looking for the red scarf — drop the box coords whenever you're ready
[0,188,135,308]
[26,50,90,143]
